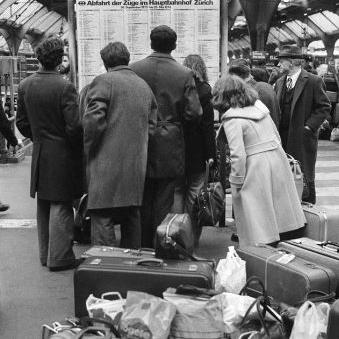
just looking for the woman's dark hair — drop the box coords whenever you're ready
[100,42,130,69]
[35,36,64,70]
[212,75,258,112]
[183,54,208,82]
[150,25,177,53]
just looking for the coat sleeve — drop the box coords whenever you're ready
[148,91,158,136]
[200,84,216,161]
[61,82,83,151]
[306,76,331,131]
[223,118,246,188]
[183,73,202,121]
[0,102,17,146]
[16,83,32,140]
[83,76,110,157]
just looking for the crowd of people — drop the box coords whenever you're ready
[0,24,332,271]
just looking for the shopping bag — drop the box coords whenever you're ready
[290,301,330,339]
[86,292,125,323]
[330,127,339,142]
[163,288,224,339]
[195,161,225,227]
[119,291,176,339]
[286,153,303,200]
[215,246,246,294]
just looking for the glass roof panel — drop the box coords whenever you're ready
[309,12,338,34]
[322,10,339,29]
[285,21,305,38]
[295,19,316,37]
[15,2,44,25]
[269,27,283,41]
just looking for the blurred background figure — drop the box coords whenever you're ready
[59,53,70,81]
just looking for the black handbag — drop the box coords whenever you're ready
[195,161,225,227]
[155,213,196,260]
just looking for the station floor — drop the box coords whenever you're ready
[0,140,339,338]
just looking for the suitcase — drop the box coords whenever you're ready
[302,202,339,242]
[237,244,337,306]
[74,256,215,317]
[81,245,155,259]
[279,237,339,296]
[327,299,339,339]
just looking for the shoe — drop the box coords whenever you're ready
[231,233,239,242]
[49,258,83,272]
[0,203,9,212]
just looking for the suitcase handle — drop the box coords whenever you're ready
[75,326,111,339]
[79,317,120,337]
[136,258,164,267]
[305,290,336,304]
[101,292,123,301]
[318,241,339,252]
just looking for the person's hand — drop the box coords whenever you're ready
[208,158,214,167]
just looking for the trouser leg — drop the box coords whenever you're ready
[47,201,75,268]
[141,178,155,248]
[36,198,50,266]
[119,206,141,249]
[90,208,116,246]
[185,172,205,247]
[172,177,186,213]
[141,178,176,248]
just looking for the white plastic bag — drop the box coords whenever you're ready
[86,291,125,322]
[215,246,246,294]
[290,301,330,339]
[219,293,256,333]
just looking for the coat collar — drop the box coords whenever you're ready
[107,65,132,72]
[291,69,309,115]
[221,100,269,121]
[147,52,176,61]
[37,70,59,75]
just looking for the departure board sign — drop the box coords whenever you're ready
[75,0,220,89]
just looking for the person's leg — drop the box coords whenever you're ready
[118,206,141,249]
[185,172,205,247]
[48,201,76,269]
[171,176,186,213]
[140,178,155,248]
[89,208,116,246]
[36,198,50,266]
[153,178,177,231]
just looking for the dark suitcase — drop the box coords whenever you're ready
[81,246,155,259]
[74,256,214,317]
[302,202,339,242]
[279,237,339,296]
[237,244,337,306]
[327,299,339,339]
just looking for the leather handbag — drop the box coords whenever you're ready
[286,153,303,200]
[195,161,225,227]
[155,213,195,260]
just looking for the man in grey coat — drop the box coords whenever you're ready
[130,25,202,247]
[83,42,157,249]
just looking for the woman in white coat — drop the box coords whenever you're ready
[212,75,306,246]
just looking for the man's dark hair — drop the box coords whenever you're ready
[100,42,130,69]
[150,25,177,53]
[228,58,251,79]
[35,35,64,70]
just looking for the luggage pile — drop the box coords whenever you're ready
[44,205,339,338]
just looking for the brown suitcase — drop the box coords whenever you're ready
[237,244,337,306]
[279,237,339,296]
[302,202,339,242]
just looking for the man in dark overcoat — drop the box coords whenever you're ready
[275,45,331,204]
[16,36,83,271]
[83,42,157,249]
[130,25,202,247]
